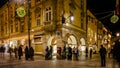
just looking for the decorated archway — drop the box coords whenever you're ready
[67,35,77,48]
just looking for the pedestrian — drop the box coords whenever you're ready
[112,40,120,68]
[18,45,23,60]
[1,45,5,58]
[49,45,53,60]
[45,46,49,60]
[8,46,13,58]
[85,47,88,58]
[29,46,34,60]
[14,46,18,59]
[73,46,79,61]
[99,45,107,67]
[67,46,72,60]
[57,47,62,59]
[25,46,29,60]
[107,48,111,58]
[89,48,93,59]
[61,45,66,60]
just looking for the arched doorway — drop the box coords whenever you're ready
[79,38,86,55]
[47,36,57,59]
[67,35,77,48]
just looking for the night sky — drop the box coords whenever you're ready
[0,0,120,35]
[87,0,120,35]
[0,0,7,8]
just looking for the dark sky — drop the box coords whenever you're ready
[0,0,120,35]
[87,0,120,35]
[0,0,7,8]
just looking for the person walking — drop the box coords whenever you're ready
[112,40,120,68]
[67,46,72,60]
[1,45,5,58]
[85,47,88,59]
[45,46,49,60]
[99,45,107,67]
[73,46,79,61]
[89,48,93,59]
[18,45,23,60]
[29,46,34,60]
[8,46,13,58]
[25,46,29,60]
[14,46,18,59]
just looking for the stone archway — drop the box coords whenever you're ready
[67,35,77,48]
[47,36,57,59]
[79,37,86,55]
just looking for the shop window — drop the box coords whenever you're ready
[34,36,42,44]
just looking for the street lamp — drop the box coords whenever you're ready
[15,0,31,47]
[26,0,31,47]
[62,11,74,24]
[116,33,120,37]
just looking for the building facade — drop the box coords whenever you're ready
[87,10,112,53]
[0,0,87,57]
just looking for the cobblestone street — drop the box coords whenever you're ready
[0,54,119,68]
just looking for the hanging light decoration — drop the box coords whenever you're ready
[110,13,119,23]
[110,0,119,23]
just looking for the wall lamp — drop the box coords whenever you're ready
[62,11,74,24]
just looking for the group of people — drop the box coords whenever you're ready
[45,45,79,61]
[7,45,34,60]
[45,46,53,60]
[85,47,93,59]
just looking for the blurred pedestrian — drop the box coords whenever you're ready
[99,45,107,67]
[45,46,49,60]
[85,47,88,58]
[67,46,72,60]
[73,46,79,61]
[49,45,53,59]
[29,46,34,60]
[14,46,18,59]
[112,40,120,68]
[61,45,66,59]
[89,48,93,59]
[25,46,29,60]
[8,46,13,58]
[57,47,62,59]
[1,45,5,58]
[18,45,23,60]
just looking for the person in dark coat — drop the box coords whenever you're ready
[18,45,23,60]
[1,45,5,58]
[112,40,120,68]
[99,45,107,67]
[45,46,49,60]
[89,48,93,59]
[8,46,13,58]
[14,46,18,59]
[85,47,88,58]
[49,45,53,59]
[25,46,29,60]
[29,46,34,60]
[62,45,66,59]
[67,46,72,60]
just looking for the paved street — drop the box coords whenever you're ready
[0,54,119,68]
